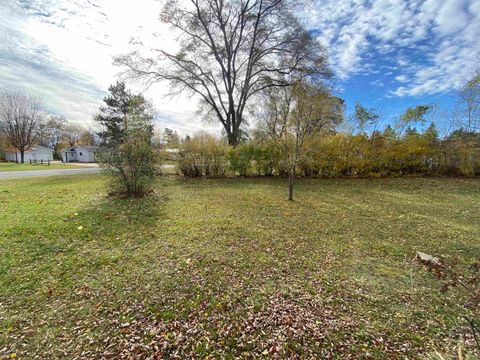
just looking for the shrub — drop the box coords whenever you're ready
[95,83,158,197]
[98,126,158,197]
[228,143,256,176]
[177,133,229,177]
[260,129,480,179]
[253,142,278,176]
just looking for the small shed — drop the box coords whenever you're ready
[62,145,99,163]
[5,145,54,162]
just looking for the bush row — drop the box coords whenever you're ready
[176,131,480,178]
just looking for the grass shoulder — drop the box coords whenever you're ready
[0,162,95,172]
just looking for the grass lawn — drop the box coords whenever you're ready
[0,162,91,172]
[0,175,479,358]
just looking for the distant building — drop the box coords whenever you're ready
[5,145,54,162]
[61,145,100,163]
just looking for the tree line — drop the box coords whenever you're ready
[0,91,97,163]
[177,119,479,179]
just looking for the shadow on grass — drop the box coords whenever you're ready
[0,191,170,357]
[57,191,169,273]
[0,191,169,298]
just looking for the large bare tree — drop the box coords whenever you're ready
[0,91,45,163]
[115,0,331,146]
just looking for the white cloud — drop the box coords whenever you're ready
[307,0,479,97]
[0,0,217,136]
[370,79,384,87]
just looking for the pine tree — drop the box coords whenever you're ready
[423,122,438,144]
[95,82,136,145]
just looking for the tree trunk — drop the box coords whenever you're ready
[288,163,295,201]
[227,130,238,147]
[227,116,242,147]
[20,150,25,164]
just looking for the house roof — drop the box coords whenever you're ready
[62,145,100,152]
[77,145,100,151]
[30,145,53,152]
[5,144,53,153]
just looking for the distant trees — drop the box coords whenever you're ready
[351,102,381,135]
[63,124,85,148]
[459,71,480,131]
[116,0,331,146]
[0,89,114,163]
[78,128,97,146]
[0,91,45,163]
[175,99,479,182]
[39,117,96,158]
[96,82,158,197]
[397,105,431,135]
[163,128,180,148]
[41,116,66,158]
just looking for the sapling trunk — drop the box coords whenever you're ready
[288,163,295,201]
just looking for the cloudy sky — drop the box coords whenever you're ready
[0,0,479,135]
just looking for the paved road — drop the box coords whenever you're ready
[0,164,176,180]
[0,167,101,179]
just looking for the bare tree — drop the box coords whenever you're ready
[42,115,66,158]
[427,104,462,140]
[459,71,480,131]
[115,0,331,146]
[79,128,98,146]
[262,82,343,200]
[0,91,45,163]
[63,124,85,147]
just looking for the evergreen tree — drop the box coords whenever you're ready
[405,126,419,138]
[163,128,180,148]
[383,125,397,139]
[423,122,439,144]
[353,102,380,134]
[95,82,147,145]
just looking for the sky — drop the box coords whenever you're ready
[0,0,479,136]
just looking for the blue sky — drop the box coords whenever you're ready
[0,0,479,135]
[306,0,480,131]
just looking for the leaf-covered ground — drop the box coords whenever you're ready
[0,175,479,359]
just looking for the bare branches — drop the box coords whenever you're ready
[256,81,344,200]
[459,70,480,131]
[115,0,330,145]
[0,91,45,163]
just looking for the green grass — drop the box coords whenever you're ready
[0,175,479,358]
[0,162,91,172]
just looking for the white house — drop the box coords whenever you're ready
[62,145,100,163]
[5,145,54,162]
